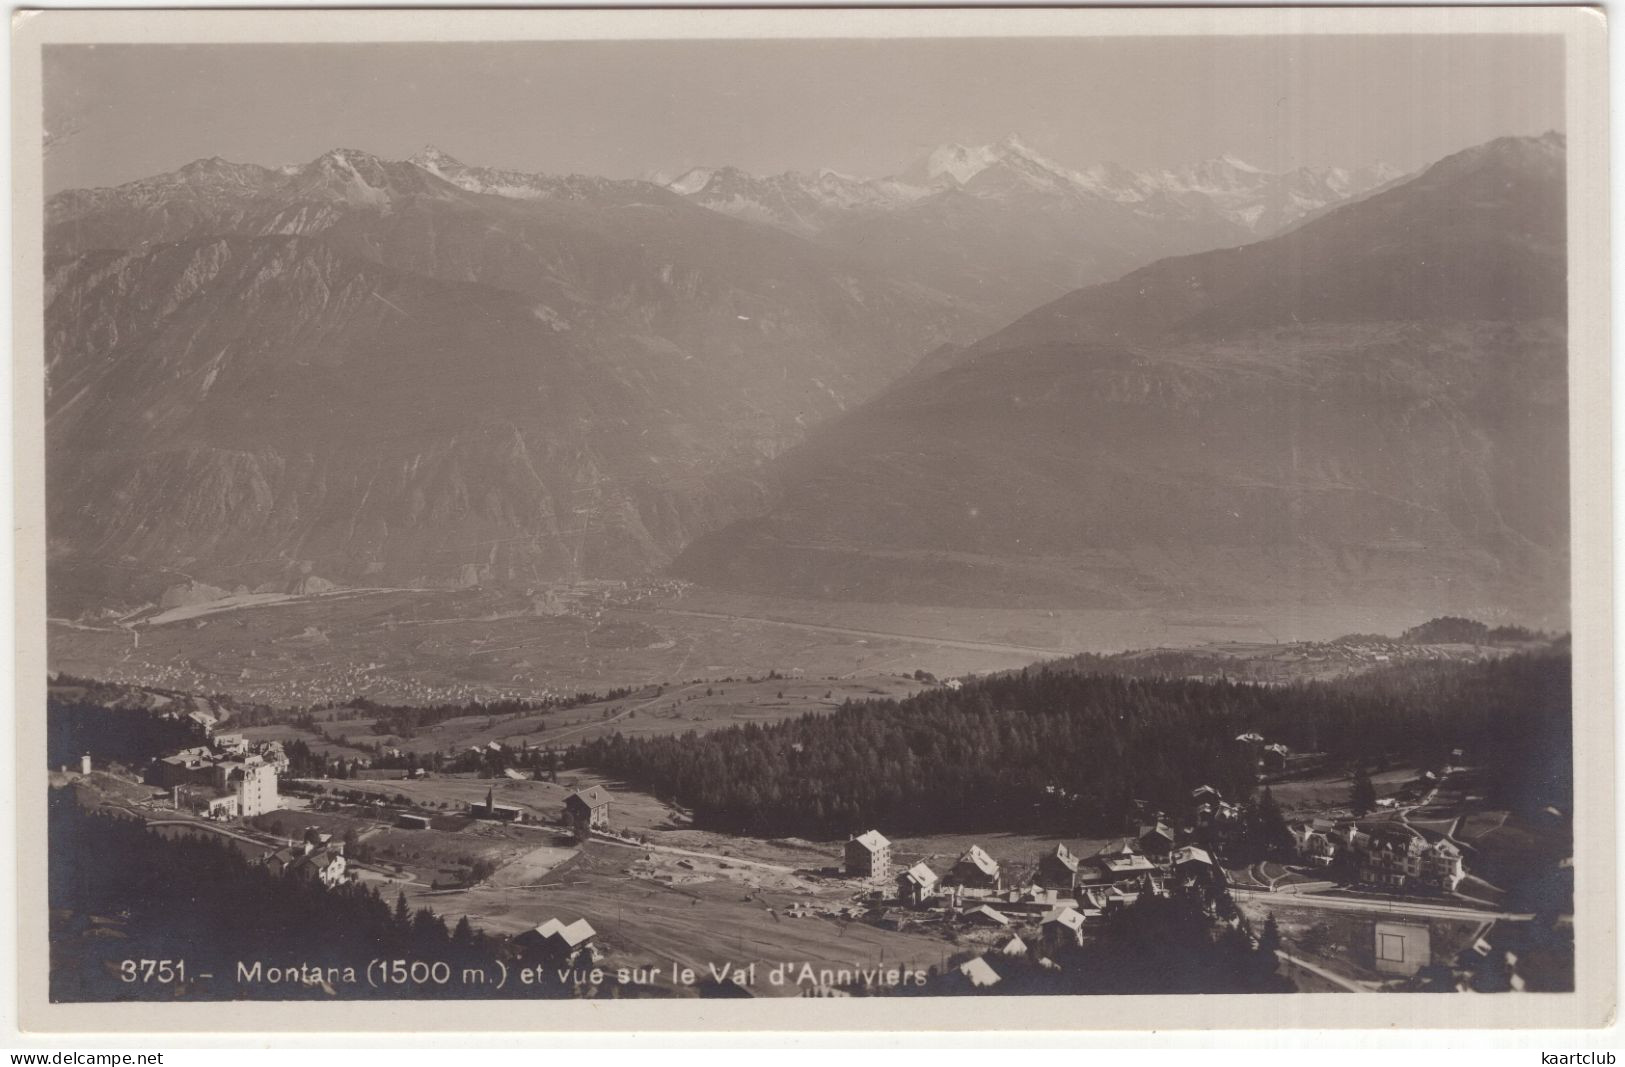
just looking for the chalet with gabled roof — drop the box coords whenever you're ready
[514,917,599,963]
[1136,820,1176,860]
[895,861,938,906]
[562,786,609,830]
[1040,905,1087,949]
[1036,843,1081,889]
[966,904,1010,927]
[958,956,1001,988]
[950,845,1002,890]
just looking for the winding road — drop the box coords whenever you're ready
[1233,887,1531,922]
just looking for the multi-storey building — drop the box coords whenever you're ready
[845,829,891,878]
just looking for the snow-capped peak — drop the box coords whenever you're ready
[905,133,1079,189]
[817,167,863,184]
[408,144,465,176]
[667,167,717,196]
[916,142,1003,185]
[1216,153,1264,174]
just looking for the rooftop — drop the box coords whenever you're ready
[852,829,890,852]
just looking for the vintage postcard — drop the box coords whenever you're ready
[10,6,1613,1035]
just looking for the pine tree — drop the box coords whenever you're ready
[392,890,411,932]
[1351,768,1377,816]
[1258,915,1282,957]
[1256,787,1295,859]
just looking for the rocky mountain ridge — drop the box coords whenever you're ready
[674,134,1570,628]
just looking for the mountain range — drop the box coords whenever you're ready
[46,146,972,608]
[657,134,1401,324]
[675,133,1570,627]
[45,133,1555,627]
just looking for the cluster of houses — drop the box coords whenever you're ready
[463,785,611,834]
[1288,818,1466,892]
[148,734,285,820]
[1234,732,1293,774]
[928,836,1226,992]
[848,817,1221,944]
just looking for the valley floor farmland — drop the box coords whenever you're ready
[233,675,928,764]
[46,582,1435,708]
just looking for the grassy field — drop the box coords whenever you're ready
[298,771,665,825]
[1265,765,1420,815]
[237,721,379,759]
[371,675,927,756]
[402,839,958,996]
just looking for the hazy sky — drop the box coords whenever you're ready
[43,34,1564,193]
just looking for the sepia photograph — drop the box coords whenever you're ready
[10,5,1613,1034]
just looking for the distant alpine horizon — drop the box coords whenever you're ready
[43,34,1563,197]
[55,129,1404,209]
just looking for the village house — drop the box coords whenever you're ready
[998,934,1030,958]
[1036,843,1081,890]
[1076,840,1159,889]
[895,861,939,907]
[1289,821,1340,867]
[514,918,600,964]
[298,847,348,888]
[1040,906,1088,950]
[267,828,348,887]
[845,829,891,879]
[965,904,1010,928]
[1136,820,1176,860]
[1169,845,1216,885]
[958,956,1001,989]
[949,845,1002,891]
[562,786,610,832]
[1262,743,1291,772]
